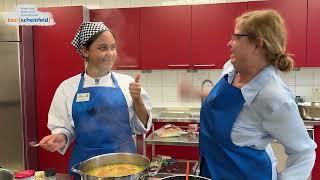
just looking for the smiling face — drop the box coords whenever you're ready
[84,31,117,76]
[227,24,258,72]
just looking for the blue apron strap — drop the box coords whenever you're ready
[77,72,85,91]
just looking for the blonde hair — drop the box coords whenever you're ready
[235,10,294,72]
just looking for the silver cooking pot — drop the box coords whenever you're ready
[71,153,158,180]
[0,168,15,180]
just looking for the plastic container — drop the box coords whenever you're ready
[44,168,56,180]
[15,170,35,180]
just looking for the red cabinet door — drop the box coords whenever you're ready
[307,0,320,67]
[33,6,86,173]
[140,6,192,69]
[248,0,307,67]
[90,8,140,70]
[191,3,247,69]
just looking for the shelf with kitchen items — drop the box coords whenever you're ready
[143,110,201,175]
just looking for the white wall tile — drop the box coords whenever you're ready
[163,87,177,102]
[146,71,162,87]
[177,71,199,102]
[314,69,320,85]
[57,0,71,6]
[227,0,246,2]
[0,0,4,11]
[162,70,177,87]
[192,0,209,5]
[313,94,320,102]
[162,0,190,6]
[146,87,163,102]
[148,86,163,97]
[4,0,16,11]
[208,69,222,84]
[131,0,146,7]
[17,0,43,6]
[116,0,130,8]
[296,69,313,86]
[116,70,139,79]
[192,70,209,86]
[146,0,161,6]
[279,71,295,86]
[85,0,100,9]
[71,0,85,6]
[287,85,296,95]
[101,0,116,8]
[139,72,148,86]
[296,86,313,102]
[178,70,193,84]
[43,0,58,7]
[211,0,228,3]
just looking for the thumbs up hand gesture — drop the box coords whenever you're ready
[129,74,142,102]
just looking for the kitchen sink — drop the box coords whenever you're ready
[298,102,320,121]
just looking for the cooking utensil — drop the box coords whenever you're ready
[298,102,320,120]
[185,161,189,180]
[0,168,15,180]
[160,175,211,180]
[28,141,39,147]
[71,152,159,180]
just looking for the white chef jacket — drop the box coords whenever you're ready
[222,60,317,180]
[47,71,153,154]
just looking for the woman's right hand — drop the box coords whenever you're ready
[39,133,67,152]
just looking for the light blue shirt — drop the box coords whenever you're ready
[223,61,317,180]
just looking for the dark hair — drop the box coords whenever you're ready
[83,30,116,49]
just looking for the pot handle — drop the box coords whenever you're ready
[71,163,82,175]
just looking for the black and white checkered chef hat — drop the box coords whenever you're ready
[71,22,109,55]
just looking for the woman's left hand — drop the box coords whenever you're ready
[129,74,142,102]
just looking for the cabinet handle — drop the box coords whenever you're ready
[168,64,190,69]
[116,65,138,69]
[193,64,215,69]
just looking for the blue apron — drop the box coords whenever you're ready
[199,74,272,180]
[69,72,136,175]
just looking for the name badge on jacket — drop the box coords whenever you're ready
[76,93,90,102]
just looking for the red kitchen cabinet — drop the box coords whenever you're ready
[191,3,247,69]
[307,0,320,67]
[248,0,307,67]
[140,6,192,69]
[90,8,140,70]
[33,6,87,173]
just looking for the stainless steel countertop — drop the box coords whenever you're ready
[145,133,198,146]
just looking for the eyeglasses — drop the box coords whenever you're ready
[231,33,249,40]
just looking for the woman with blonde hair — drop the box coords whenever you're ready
[198,10,316,180]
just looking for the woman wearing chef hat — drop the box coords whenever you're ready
[182,10,316,180]
[38,22,153,176]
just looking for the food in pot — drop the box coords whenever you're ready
[86,164,144,177]
[35,171,45,180]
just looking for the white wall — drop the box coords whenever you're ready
[1,0,319,107]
